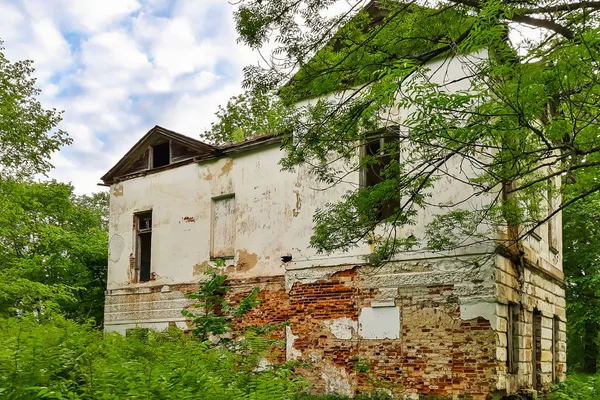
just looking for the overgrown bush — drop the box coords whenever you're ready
[0,316,307,399]
[544,374,600,400]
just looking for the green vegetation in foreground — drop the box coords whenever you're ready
[543,374,600,400]
[0,316,307,400]
[1,309,600,400]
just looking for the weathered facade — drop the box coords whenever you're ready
[101,55,565,399]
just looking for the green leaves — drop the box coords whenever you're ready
[202,90,293,145]
[0,316,306,399]
[182,272,262,341]
[0,43,70,180]
[0,180,108,325]
[224,0,600,263]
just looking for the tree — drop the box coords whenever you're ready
[182,270,260,342]
[563,189,600,373]
[203,90,291,145]
[0,42,107,324]
[0,180,108,324]
[218,0,600,262]
[0,42,70,180]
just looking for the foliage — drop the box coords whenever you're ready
[226,0,600,263]
[202,90,292,145]
[562,189,600,373]
[0,42,70,180]
[0,315,307,399]
[0,180,108,325]
[544,373,600,400]
[182,271,261,341]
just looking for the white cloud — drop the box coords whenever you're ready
[20,0,141,33]
[80,31,152,87]
[64,0,141,32]
[159,83,241,135]
[0,2,27,42]
[1,0,265,194]
[61,122,104,153]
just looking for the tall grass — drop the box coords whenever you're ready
[0,316,306,399]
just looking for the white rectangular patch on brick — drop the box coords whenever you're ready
[358,306,400,339]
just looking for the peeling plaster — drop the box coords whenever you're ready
[128,253,136,283]
[113,184,123,197]
[285,265,356,291]
[286,326,302,360]
[321,364,352,396]
[292,190,302,217]
[323,317,357,339]
[227,249,258,273]
[220,159,234,176]
[109,234,125,262]
[201,171,213,180]
[460,299,498,330]
[193,261,211,276]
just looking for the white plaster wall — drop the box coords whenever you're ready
[107,144,298,290]
[288,51,498,267]
[107,52,504,291]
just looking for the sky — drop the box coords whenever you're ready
[1,0,263,194]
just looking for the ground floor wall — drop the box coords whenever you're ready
[495,255,567,395]
[104,255,565,399]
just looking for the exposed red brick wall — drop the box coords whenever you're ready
[210,271,501,399]
[227,276,290,363]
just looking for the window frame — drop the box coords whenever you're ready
[210,194,236,260]
[507,303,520,374]
[360,129,401,221]
[134,210,153,283]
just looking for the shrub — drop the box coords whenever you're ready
[544,374,600,400]
[0,315,306,399]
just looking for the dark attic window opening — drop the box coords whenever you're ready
[152,142,170,168]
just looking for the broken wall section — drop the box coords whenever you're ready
[283,256,503,399]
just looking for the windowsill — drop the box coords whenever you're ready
[530,232,542,241]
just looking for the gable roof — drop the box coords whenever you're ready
[100,126,283,185]
[100,125,217,184]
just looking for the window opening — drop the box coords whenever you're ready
[507,303,520,373]
[135,211,152,282]
[152,142,170,168]
[532,310,542,390]
[364,134,400,220]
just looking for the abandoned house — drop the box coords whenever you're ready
[101,121,565,399]
[100,8,565,400]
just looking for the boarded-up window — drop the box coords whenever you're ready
[171,141,197,162]
[126,149,150,175]
[211,195,235,258]
[507,303,520,373]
